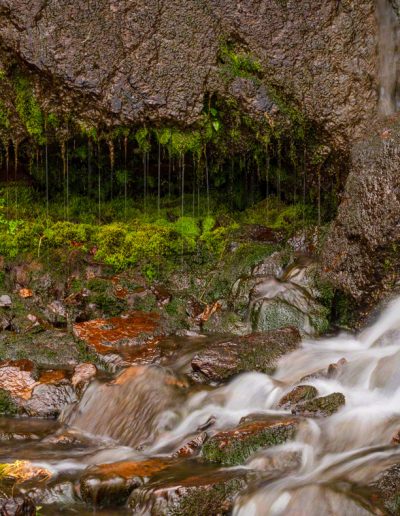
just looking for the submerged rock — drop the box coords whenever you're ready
[79,458,174,507]
[370,463,400,515]
[278,385,318,410]
[0,496,36,516]
[292,392,345,418]
[128,469,249,516]
[190,328,301,383]
[202,415,299,466]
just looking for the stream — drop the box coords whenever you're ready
[1,297,400,513]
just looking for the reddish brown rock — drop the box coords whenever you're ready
[79,458,174,507]
[73,311,161,355]
[0,360,38,401]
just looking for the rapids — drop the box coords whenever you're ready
[3,296,400,513]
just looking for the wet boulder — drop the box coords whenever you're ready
[232,257,331,336]
[278,385,318,410]
[128,469,249,516]
[370,463,400,515]
[202,415,299,466]
[0,360,38,401]
[71,363,97,396]
[190,328,301,383]
[292,392,345,417]
[79,458,174,507]
[23,382,76,418]
[0,361,79,418]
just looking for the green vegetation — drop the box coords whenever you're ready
[14,77,45,144]
[0,186,316,283]
[0,389,18,416]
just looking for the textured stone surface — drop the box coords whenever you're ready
[322,116,400,301]
[0,0,378,144]
[202,415,299,465]
[190,327,301,383]
[292,392,345,417]
[128,468,249,516]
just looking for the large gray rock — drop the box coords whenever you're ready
[0,0,378,144]
[322,116,400,301]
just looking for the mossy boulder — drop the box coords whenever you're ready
[292,392,345,417]
[190,327,301,383]
[370,463,400,515]
[128,469,249,515]
[202,415,299,466]
[278,385,318,409]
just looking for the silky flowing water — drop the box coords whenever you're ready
[2,298,400,513]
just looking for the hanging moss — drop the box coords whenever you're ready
[14,77,45,144]
[0,100,10,130]
[169,128,202,158]
[135,127,151,153]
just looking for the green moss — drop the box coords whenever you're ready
[14,77,45,143]
[168,478,246,516]
[0,389,18,416]
[203,421,297,465]
[0,100,10,130]
[218,40,262,82]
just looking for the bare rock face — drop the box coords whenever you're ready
[322,116,400,301]
[0,0,378,144]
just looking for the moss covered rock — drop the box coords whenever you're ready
[370,463,400,515]
[292,392,345,417]
[202,415,299,466]
[278,385,318,409]
[190,327,301,383]
[128,469,249,515]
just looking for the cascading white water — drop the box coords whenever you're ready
[229,295,400,515]
[12,294,400,513]
[377,0,400,115]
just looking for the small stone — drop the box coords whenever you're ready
[292,392,345,417]
[0,295,12,308]
[173,432,208,457]
[71,363,97,389]
[278,385,318,409]
[19,288,33,299]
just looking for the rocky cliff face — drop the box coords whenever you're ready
[322,115,400,303]
[0,0,377,146]
[1,0,399,302]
